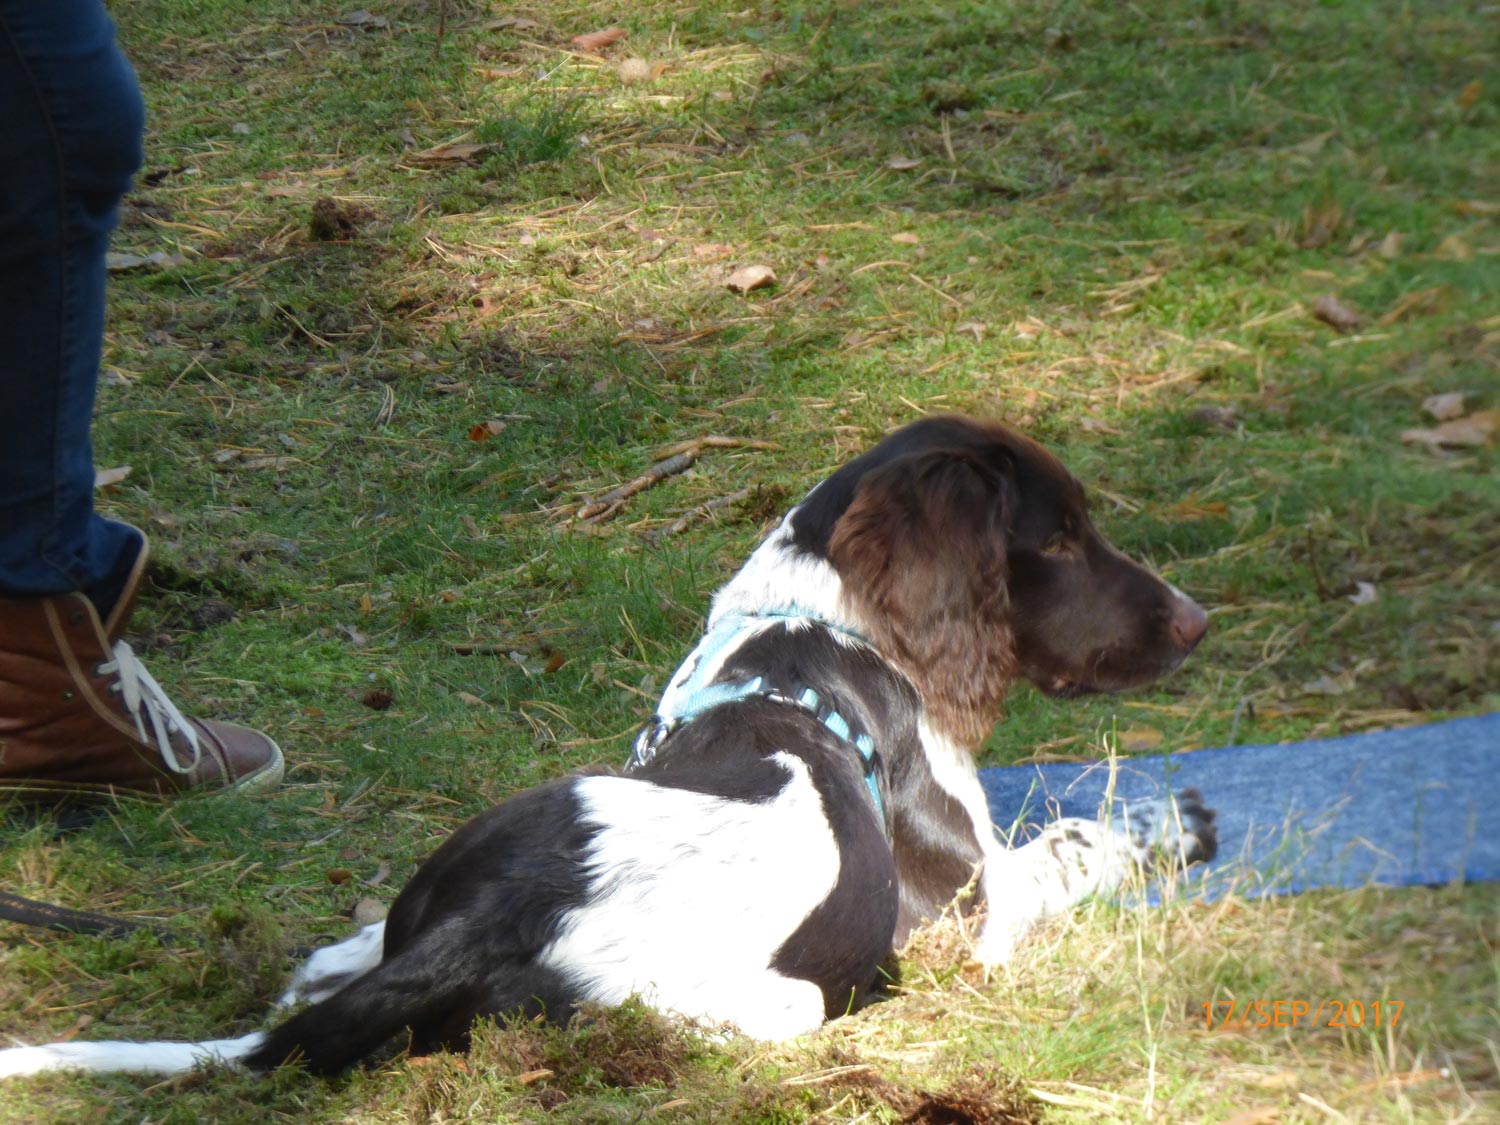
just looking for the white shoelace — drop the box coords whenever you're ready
[96,641,203,775]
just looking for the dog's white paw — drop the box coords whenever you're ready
[972,916,1024,966]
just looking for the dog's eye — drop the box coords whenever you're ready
[1041,535,1074,558]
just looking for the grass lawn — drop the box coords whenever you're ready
[2,0,1496,1121]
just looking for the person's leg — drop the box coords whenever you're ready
[0,0,283,799]
[0,0,144,613]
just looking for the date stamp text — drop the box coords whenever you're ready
[1202,999,1403,1030]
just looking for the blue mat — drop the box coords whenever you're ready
[979,713,1500,899]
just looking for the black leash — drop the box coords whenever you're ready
[0,890,178,944]
[0,890,335,960]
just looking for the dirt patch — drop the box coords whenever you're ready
[309,197,378,241]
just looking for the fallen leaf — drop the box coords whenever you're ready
[468,419,507,442]
[456,690,485,706]
[1287,130,1335,156]
[1221,1106,1281,1124]
[364,862,391,888]
[570,27,627,52]
[1434,234,1473,261]
[1420,391,1466,421]
[1400,411,1498,449]
[891,232,921,245]
[327,868,354,885]
[1454,199,1500,216]
[106,251,186,272]
[57,1014,94,1043]
[1011,316,1049,339]
[1299,198,1344,249]
[1457,79,1483,108]
[1377,286,1446,326]
[725,263,776,293]
[407,1055,471,1073]
[1347,581,1378,606]
[1354,1069,1448,1092]
[1189,405,1241,429]
[516,1068,554,1085]
[337,9,389,30]
[692,242,735,259]
[544,652,566,674]
[1119,727,1164,751]
[482,16,541,31]
[1310,294,1362,332]
[94,465,132,489]
[361,687,395,711]
[1378,231,1403,258]
[235,456,301,471]
[410,143,490,166]
[887,156,922,170]
[953,321,985,341]
[1167,497,1229,520]
[617,58,655,84]
[1302,672,1355,696]
[1077,416,1121,435]
[1247,1072,1299,1091]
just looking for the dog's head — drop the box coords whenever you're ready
[791,416,1207,744]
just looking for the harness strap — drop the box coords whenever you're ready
[766,686,884,819]
[631,686,885,819]
[630,610,886,818]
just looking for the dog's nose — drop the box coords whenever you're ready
[1170,597,1209,651]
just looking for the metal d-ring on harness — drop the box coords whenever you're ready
[627,612,886,821]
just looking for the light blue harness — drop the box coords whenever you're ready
[627,612,886,821]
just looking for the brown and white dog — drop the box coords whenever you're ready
[0,415,1214,1079]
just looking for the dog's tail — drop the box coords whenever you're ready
[0,946,467,1080]
[0,937,465,1081]
[0,937,548,1081]
[0,1032,267,1079]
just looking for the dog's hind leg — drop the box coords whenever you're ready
[974,789,1216,966]
[276,921,386,1008]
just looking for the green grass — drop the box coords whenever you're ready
[2,0,1497,1120]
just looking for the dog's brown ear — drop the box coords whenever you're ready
[827,449,1018,745]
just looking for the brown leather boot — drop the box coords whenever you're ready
[0,532,283,799]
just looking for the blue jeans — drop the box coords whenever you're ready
[0,0,145,611]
